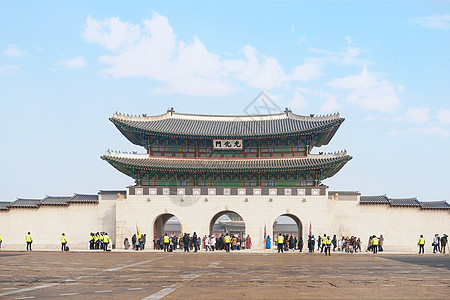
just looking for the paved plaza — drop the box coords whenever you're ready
[0,251,449,299]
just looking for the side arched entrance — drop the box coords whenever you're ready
[153,213,182,238]
[272,214,303,249]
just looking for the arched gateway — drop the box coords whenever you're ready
[153,213,181,238]
[103,107,353,249]
[210,211,246,237]
[273,214,303,239]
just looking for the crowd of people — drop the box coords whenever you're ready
[143,232,252,252]
[265,234,375,255]
[0,231,447,254]
[88,232,111,251]
[264,234,303,252]
[123,233,147,250]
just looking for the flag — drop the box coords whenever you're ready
[264,223,266,241]
[136,221,141,239]
[309,222,312,237]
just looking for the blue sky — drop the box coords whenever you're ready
[1,1,449,201]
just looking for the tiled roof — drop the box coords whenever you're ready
[99,190,126,195]
[41,196,71,206]
[420,201,450,210]
[110,111,344,143]
[0,201,11,210]
[7,193,100,209]
[101,152,352,172]
[360,195,389,204]
[389,198,420,207]
[329,191,360,196]
[70,193,98,203]
[10,198,41,208]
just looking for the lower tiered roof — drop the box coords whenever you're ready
[101,151,352,185]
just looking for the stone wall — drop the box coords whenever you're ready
[0,188,448,252]
[0,196,116,250]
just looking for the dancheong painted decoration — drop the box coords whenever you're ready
[101,108,352,187]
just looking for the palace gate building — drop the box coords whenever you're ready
[0,108,449,251]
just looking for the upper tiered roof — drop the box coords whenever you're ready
[110,110,344,146]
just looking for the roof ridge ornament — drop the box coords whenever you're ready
[167,107,175,115]
[284,107,292,116]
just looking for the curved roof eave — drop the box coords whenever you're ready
[100,152,352,174]
[110,115,344,145]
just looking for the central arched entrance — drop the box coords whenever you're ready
[272,214,303,250]
[210,211,246,249]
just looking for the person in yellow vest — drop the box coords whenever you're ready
[89,233,94,250]
[321,234,328,253]
[103,232,110,251]
[325,236,332,256]
[372,235,379,254]
[224,233,231,252]
[418,235,425,254]
[94,233,99,249]
[60,233,67,251]
[0,234,2,249]
[163,233,170,252]
[277,233,285,253]
[25,232,32,251]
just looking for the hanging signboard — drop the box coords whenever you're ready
[213,139,243,150]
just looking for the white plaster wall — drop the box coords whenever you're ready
[355,205,449,252]
[0,199,116,250]
[115,189,347,250]
[1,188,448,252]
[115,189,450,252]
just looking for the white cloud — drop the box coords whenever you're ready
[289,63,322,82]
[0,65,20,75]
[82,13,322,97]
[364,116,376,122]
[393,107,430,124]
[2,44,25,58]
[307,46,368,67]
[410,14,450,30]
[320,93,339,113]
[288,88,309,110]
[82,16,141,51]
[55,56,87,69]
[327,66,403,113]
[345,35,352,44]
[224,45,287,90]
[388,127,450,137]
[436,109,450,125]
